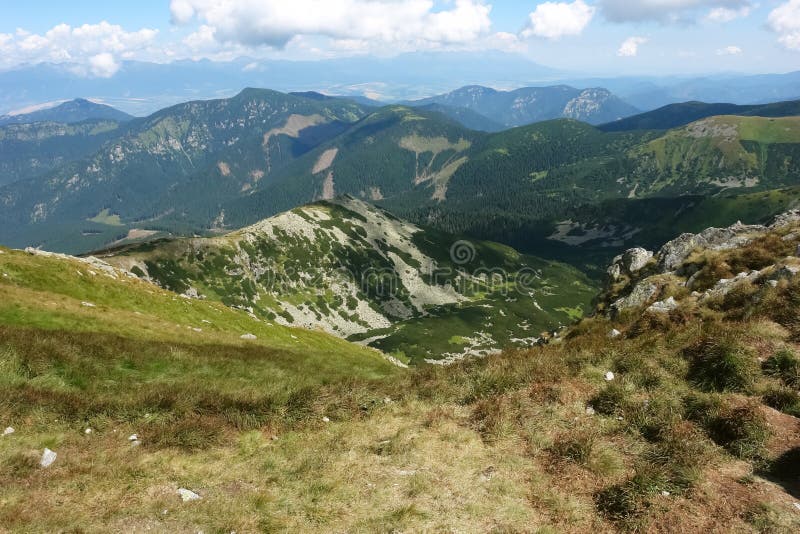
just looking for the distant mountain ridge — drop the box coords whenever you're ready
[0,98,133,126]
[406,85,639,128]
[600,99,800,132]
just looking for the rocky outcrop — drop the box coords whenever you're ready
[656,222,766,273]
[601,211,800,317]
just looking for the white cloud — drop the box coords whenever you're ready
[705,5,752,22]
[170,0,492,49]
[617,36,648,57]
[88,52,120,77]
[0,22,158,76]
[768,1,800,50]
[522,1,595,40]
[599,0,752,23]
[716,45,742,55]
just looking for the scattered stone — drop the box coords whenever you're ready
[192,327,202,332]
[383,397,392,404]
[322,416,331,423]
[661,490,671,497]
[608,329,621,339]
[3,426,14,436]
[177,488,202,502]
[768,280,779,288]
[604,371,615,381]
[585,405,596,416]
[81,301,96,308]
[40,448,57,468]
[793,502,800,511]
[240,333,257,340]
[128,434,138,442]
[84,428,92,435]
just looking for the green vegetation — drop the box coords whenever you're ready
[2,213,800,531]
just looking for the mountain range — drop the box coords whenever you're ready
[2,54,800,117]
[2,88,800,278]
[407,85,639,130]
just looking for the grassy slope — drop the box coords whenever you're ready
[3,220,800,531]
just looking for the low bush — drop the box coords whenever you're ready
[705,401,771,460]
[762,348,800,388]
[685,334,759,393]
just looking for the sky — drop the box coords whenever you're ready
[1,0,799,77]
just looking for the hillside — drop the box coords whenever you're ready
[0,119,124,187]
[0,88,370,251]
[3,213,800,531]
[600,99,800,132]
[0,98,134,126]
[408,85,639,128]
[100,197,597,363]
[0,95,798,276]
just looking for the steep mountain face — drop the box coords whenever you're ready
[600,99,800,132]
[409,85,639,127]
[0,119,123,187]
[0,89,369,250]
[100,197,596,363]
[0,98,133,126]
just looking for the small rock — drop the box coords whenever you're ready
[604,371,615,381]
[793,502,800,511]
[128,434,138,442]
[585,406,596,415]
[177,488,202,502]
[3,426,14,436]
[661,490,670,497]
[322,416,330,423]
[40,448,57,468]
[240,333,257,340]
[192,327,202,332]
[383,397,392,404]
[81,301,96,308]
[84,428,92,435]
[608,329,621,339]
[768,280,779,288]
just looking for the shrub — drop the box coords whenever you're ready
[685,335,759,393]
[763,386,800,417]
[590,384,629,416]
[594,465,669,523]
[550,430,597,465]
[705,401,771,460]
[762,349,800,389]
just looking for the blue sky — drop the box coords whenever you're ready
[1,1,799,76]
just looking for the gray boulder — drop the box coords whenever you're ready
[622,248,653,274]
[611,281,658,314]
[647,297,678,314]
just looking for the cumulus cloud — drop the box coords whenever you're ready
[705,5,752,22]
[521,1,595,40]
[617,36,648,57]
[88,52,120,77]
[599,0,752,24]
[0,21,158,76]
[768,0,800,50]
[716,45,742,55]
[170,0,492,49]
